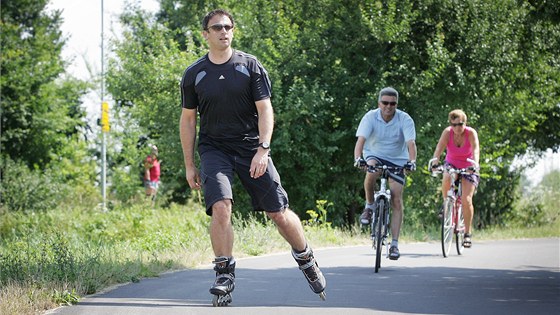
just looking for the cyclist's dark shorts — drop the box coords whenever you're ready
[199,146,289,216]
[364,156,406,186]
[444,162,480,187]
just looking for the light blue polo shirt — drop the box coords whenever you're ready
[356,108,416,166]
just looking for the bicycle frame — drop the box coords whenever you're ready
[373,167,391,246]
[373,167,392,222]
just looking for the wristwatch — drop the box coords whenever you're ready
[259,142,270,150]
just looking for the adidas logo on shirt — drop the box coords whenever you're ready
[219,75,225,80]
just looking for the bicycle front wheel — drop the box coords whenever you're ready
[456,203,465,255]
[374,199,385,273]
[441,197,454,257]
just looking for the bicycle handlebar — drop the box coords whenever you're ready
[365,164,409,173]
[428,157,479,175]
[429,164,479,176]
[356,160,412,175]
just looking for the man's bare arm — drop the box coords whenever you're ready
[179,108,201,189]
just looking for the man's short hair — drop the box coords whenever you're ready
[202,9,235,30]
[378,87,399,103]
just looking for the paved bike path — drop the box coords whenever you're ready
[48,238,560,315]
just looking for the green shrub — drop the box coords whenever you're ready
[509,170,560,228]
[0,233,79,285]
[510,193,547,227]
[0,157,64,213]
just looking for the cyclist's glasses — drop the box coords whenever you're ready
[451,122,465,127]
[207,24,234,32]
[380,101,397,106]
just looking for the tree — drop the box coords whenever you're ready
[1,0,97,211]
[1,0,90,169]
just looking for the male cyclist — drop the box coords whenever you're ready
[353,87,417,260]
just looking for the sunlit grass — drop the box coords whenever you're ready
[0,281,58,315]
[477,220,560,240]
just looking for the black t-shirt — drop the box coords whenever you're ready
[181,50,272,157]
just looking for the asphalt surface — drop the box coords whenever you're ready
[48,238,560,315]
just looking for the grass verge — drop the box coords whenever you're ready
[0,200,557,315]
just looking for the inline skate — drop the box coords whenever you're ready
[209,256,235,306]
[292,246,327,300]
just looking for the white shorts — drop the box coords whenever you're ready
[144,180,159,189]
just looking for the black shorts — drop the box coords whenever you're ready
[199,146,289,215]
[364,156,406,186]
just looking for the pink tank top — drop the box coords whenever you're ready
[446,127,474,168]
[145,156,161,181]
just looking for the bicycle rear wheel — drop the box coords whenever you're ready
[374,199,385,273]
[441,197,454,257]
[455,203,465,255]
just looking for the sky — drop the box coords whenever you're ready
[47,0,559,186]
[47,0,159,120]
[518,149,559,186]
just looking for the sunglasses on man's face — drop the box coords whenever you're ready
[207,24,234,32]
[451,122,465,127]
[380,101,397,106]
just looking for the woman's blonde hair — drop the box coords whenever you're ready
[448,109,467,123]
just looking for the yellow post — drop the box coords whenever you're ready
[101,101,110,132]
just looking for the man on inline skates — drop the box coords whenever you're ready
[179,9,326,306]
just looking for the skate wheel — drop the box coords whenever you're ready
[318,291,326,301]
[212,293,232,307]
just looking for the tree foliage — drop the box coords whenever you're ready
[1,0,90,168]
[106,0,559,227]
[106,7,195,203]
[1,0,97,211]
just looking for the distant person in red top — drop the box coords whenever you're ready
[144,144,160,202]
[430,109,480,248]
